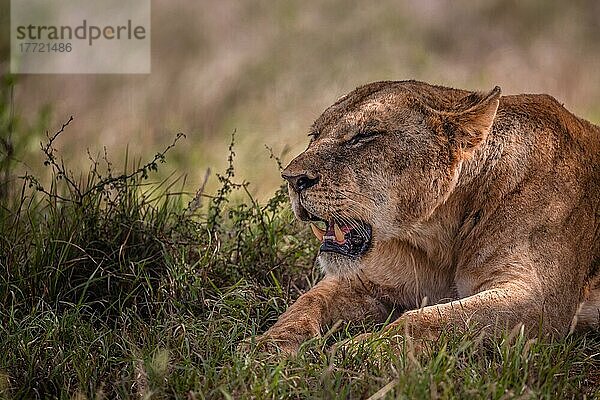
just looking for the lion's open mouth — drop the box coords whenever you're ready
[307,217,372,258]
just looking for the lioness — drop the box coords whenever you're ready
[259,80,600,354]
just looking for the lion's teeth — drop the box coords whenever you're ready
[334,223,345,243]
[310,223,325,241]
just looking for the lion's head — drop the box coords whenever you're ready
[282,81,501,275]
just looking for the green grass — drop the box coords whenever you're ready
[1,120,599,399]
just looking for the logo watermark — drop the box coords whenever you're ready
[11,0,151,74]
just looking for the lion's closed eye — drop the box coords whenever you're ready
[347,131,383,147]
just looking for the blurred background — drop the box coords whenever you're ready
[1,0,600,199]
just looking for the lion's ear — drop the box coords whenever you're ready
[443,86,501,155]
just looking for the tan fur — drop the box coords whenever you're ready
[252,80,600,354]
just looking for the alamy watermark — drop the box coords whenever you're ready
[11,0,151,74]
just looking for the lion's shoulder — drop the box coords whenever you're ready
[497,93,599,148]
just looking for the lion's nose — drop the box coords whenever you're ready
[281,172,320,192]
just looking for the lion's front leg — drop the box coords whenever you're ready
[252,276,388,354]
[374,286,566,349]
